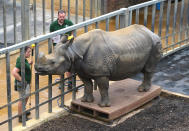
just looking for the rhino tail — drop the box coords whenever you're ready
[153,34,163,60]
[144,34,162,72]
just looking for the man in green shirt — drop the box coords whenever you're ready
[12,46,33,122]
[50,10,73,46]
[50,10,74,89]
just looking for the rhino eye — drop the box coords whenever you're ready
[49,60,55,65]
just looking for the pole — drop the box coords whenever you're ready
[29,44,35,108]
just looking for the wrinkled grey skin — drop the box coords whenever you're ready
[35,24,162,107]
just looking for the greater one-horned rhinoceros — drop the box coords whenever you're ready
[35,24,162,107]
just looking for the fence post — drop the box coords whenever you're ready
[48,75,52,113]
[20,48,26,126]
[35,43,39,119]
[120,8,129,28]
[75,0,78,24]
[48,39,52,113]
[90,0,93,19]
[72,74,76,100]
[51,0,54,23]
[83,0,86,21]
[6,52,12,131]
[48,38,52,54]
[21,0,30,41]
[60,75,65,107]
[42,0,46,34]
[3,0,7,47]
[13,0,17,44]
[68,0,70,20]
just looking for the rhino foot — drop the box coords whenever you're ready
[144,85,151,92]
[81,94,94,103]
[138,84,151,92]
[98,101,111,107]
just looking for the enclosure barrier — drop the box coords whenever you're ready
[0,0,189,130]
[1,0,103,45]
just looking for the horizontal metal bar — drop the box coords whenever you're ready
[163,38,189,50]
[0,8,126,55]
[0,114,20,126]
[44,84,84,103]
[0,107,33,126]
[161,27,189,40]
[163,42,189,58]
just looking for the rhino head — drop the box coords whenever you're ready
[35,35,74,75]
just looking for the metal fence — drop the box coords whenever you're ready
[0,0,103,46]
[128,0,189,57]
[0,0,189,130]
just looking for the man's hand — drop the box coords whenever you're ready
[29,60,33,65]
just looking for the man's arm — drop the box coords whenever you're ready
[12,67,21,81]
[50,24,54,32]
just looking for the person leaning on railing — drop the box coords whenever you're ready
[50,9,74,90]
[12,46,33,123]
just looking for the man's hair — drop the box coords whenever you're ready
[58,10,66,15]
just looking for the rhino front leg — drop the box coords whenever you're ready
[138,71,153,92]
[79,76,94,103]
[96,77,111,107]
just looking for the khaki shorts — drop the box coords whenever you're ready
[18,84,30,98]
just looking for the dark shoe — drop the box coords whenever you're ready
[18,116,31,123]
[26,111,31,116]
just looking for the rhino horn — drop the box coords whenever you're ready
[37,52,47,64]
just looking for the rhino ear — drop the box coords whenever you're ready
[68,37,74,44]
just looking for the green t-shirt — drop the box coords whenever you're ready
[14,56,31,84]
[50,19,73,34]
[50,19,73,46]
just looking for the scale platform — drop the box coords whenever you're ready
[71,79,161,122]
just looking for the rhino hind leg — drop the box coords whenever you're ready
[95,77,111,107]
[138,41,161,92]
[138,71,153,92]
[79,76,94,103]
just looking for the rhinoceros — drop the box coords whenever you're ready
[35,24,162,107]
